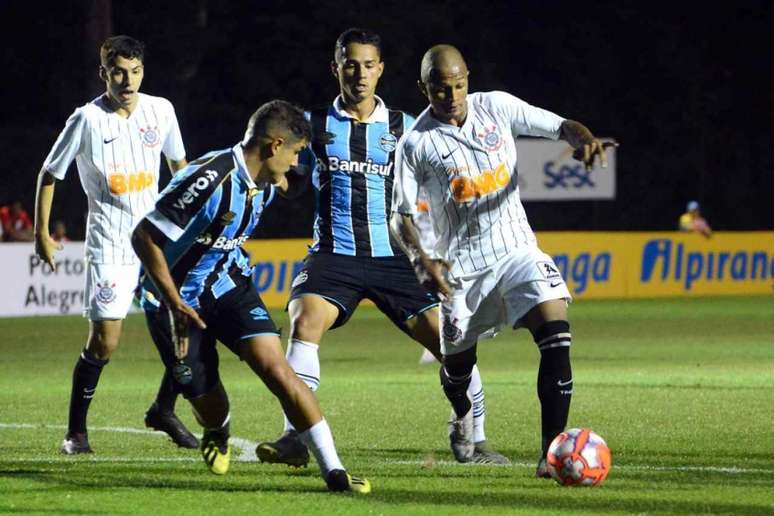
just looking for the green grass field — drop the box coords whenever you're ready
[1,297,773,515]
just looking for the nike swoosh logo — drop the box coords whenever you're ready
[550,281,562,288]
[557,379,573,387]
[103,136,118,144]
[441,148,457,160]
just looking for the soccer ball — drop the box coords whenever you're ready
[546,428,611,486]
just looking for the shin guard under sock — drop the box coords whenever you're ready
[68,349,108,433]
[533,320,573,454]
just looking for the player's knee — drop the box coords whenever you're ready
[290,311,327,342]
[442,346,477,379]
[532,320,572,370]
[86,332,120,360]
[263,361,301,397]
[177,359,219,400]
[531,320,571,351]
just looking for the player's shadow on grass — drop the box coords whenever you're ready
[625,449,774,462]
[369,487,769,514]
[0,466,330,495]
[0,506,97,514]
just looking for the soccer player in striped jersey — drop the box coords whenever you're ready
[390,45,615,476]
[34,35,197,454]
[132,100,370,493]
[256,28,507,466]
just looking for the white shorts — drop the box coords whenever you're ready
[440,246,572,355]
[83,262,141,320]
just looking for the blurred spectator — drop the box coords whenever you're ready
[0,201,34,241]
[679,200,712,238]
[51,220,69,242]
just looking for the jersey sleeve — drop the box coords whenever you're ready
[489,91,565,140]
[391,137,422,216]
[42,108,87,179]
[161,100,186,161]
[403,113,417,133]
[145,166,224,241]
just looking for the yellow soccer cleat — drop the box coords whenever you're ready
[325,469,372,494]
[201,431,231,475]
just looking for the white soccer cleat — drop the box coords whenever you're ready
[448,407,474,462]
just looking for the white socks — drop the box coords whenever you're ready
[469,365,486,443]
[282,337,487,444]
[283,339,320,433]
[299,418,344,476]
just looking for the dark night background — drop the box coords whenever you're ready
[2,1,772,239]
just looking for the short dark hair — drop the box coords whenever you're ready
[100,35,145,67]
[334,28,382,61]
[243,100,311,148]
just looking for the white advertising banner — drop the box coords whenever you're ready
[0,242,87,317]
[516,139,617,200]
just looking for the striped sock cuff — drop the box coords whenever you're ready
[533,320,572,351]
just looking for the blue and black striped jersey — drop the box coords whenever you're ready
[305,96,415,257]
[143,144,275,308]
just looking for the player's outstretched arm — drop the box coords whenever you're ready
[132,220,206,358]
[560,120,617,171]
[33,169,63,268]
[390,212,453,298]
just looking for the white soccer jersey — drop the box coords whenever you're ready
[42,93,185,265]
[392,91,565,275]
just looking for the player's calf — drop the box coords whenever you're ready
[531,320,573,456]
[439,347,477,418]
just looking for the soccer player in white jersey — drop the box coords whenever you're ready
[390,45,614,476]
[33,35,197,454]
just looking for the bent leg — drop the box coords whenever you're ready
[241,334,346,476]
[281,295,339,432]
[408,308,488,443]
[523,299,573,455]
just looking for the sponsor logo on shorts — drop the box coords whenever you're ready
[249,306,269,320]
[442,315,463,344]
[537,261,562,280]
[379,132,398,152]
[95,281,117,304]
[291,271,308,288]
[139,125,160,147]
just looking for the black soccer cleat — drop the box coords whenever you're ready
[325,469,372,494]
[61,431,93,455]
[144,403,199,449]
[255,430,310,468]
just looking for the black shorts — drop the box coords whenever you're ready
[145,277,279,399]
[289,252,440,333]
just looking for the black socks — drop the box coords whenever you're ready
[67,349,108,433]
[532,320,573,454]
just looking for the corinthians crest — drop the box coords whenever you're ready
[476,124,503,152]
[139,125,160,147]
[95,281,117,304]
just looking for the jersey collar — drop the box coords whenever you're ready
[332,95,389,124]
[231,144,257,189]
